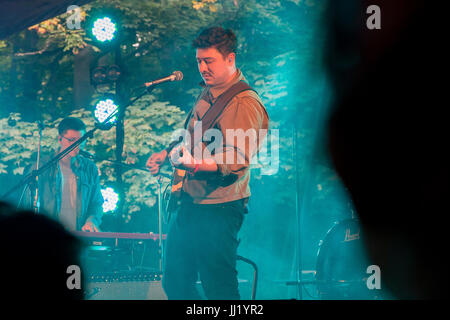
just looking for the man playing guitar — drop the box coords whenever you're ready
[146,26,269,300]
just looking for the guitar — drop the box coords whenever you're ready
[165,167,186,213]
[161,141,190,214]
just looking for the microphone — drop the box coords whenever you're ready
[79,150,95,159]
[143,71,183,87]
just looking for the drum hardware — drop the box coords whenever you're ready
[315,218,383,299]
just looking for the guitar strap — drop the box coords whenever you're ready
[166,81,258,154]
[166,81,258,212]
[188,80,257,151]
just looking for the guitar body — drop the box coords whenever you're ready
[166,168,186,213]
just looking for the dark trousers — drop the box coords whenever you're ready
[162,198,246,300]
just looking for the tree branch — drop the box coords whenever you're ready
[14,38,53,57]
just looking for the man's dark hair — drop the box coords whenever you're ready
[58,117,86,135]
[192,26,237,58]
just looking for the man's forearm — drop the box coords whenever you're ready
[86,213,100,227]
[86,200,103,227]
[183,157,218,172]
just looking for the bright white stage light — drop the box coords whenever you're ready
[92,17,117,42]
[93,98,118,125]
[101,187,119,213]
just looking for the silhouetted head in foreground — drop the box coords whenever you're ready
[0,202,83,299]
[326,0,448,299]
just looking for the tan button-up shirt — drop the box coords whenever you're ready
[179,69,269,204]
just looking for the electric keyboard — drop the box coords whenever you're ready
[72,231,166,241]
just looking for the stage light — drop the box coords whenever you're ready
[101,187,119,213]
[106,65,121,82]
[91,17,117,42]
[91,66,107,85]
[93,98,118,126]
[90,65,122,86]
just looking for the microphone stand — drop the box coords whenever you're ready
[81,152,171,179]
[119,85,167,275]
[32,121,45,213]
[157,175,164,273]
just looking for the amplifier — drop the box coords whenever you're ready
[85,271,167,300]
[74,231,164,273]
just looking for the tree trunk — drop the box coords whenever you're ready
[73,46,95,109]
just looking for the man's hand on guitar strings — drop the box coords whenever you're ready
[169,144,199,171]
[169,144,218,173]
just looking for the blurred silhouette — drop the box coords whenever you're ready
[0,201,84,299]
[325,1,448,299]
